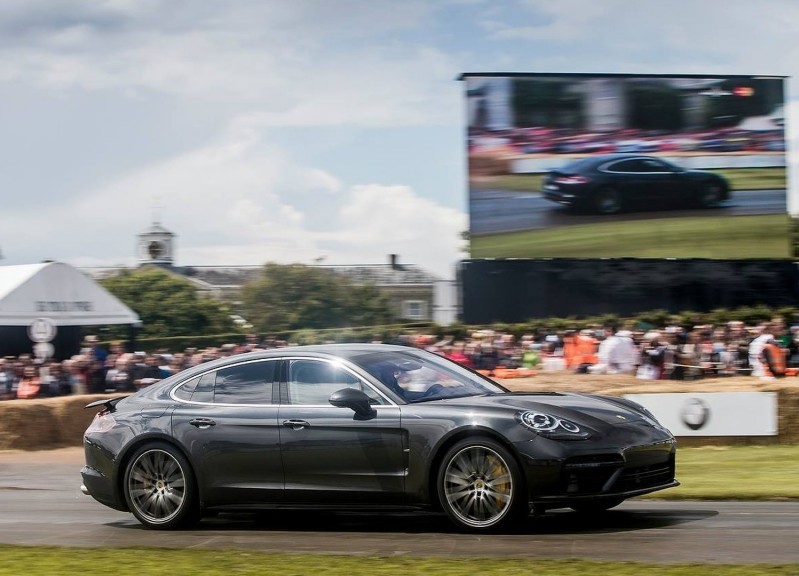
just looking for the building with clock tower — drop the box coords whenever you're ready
[81,218,453,323]
[136,220,175,267]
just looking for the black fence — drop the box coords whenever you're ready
[460,259,799,324]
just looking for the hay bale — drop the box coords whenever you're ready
[0,394,120,451]
[0,401,60,450]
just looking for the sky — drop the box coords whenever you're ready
[0,0,796,279]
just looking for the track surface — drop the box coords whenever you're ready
[2,448,799,563]
[469,188,786,235]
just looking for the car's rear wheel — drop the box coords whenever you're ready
[699,182,724,208]
[595,187,622,214]
[123,443,199,530]
[437,438,526,532]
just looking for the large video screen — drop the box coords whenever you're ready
[461,73,788,259]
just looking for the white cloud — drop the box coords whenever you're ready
[486,0,799,76]
[2,125,466,275]
[0,1,459,127]
[333,184,468,272]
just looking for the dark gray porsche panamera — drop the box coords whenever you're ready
[81,344,678,532]
[542,153,730,214]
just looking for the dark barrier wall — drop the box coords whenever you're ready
[0,326,84,360]
[460,259,799,324]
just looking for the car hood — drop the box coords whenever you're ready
[434,392,650,426]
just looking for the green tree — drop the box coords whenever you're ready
[100,267,237,338]
[240,263,393,332]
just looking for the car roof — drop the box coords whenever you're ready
[560,153,663,172]
[585,153,655,163]
[134,343,437,401]
[173,343,422,376]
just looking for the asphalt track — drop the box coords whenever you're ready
[469,188,786,235]
[2,448,799,564]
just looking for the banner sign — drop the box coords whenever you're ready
[624,392,777,436]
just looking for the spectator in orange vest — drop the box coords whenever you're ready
[760,337,786,379]
[576,330,598,367]
[562,331,579,370]
[16,365,43,399]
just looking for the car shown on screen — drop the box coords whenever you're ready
[81,344,678,532]
[542,154,730,214]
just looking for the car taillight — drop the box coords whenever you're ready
[554,175,590,185]
[86,411,116,434]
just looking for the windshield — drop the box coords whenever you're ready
[352,349,507,403]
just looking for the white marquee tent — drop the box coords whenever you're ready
[0,262,140,327]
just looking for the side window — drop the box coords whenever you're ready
[192,372,216,403]
[640,158,667,172]
[607,159,642,172]
[173,375,199,401]
[214,361,275,404]
[288,359,385,405]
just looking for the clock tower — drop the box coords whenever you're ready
[137,220,175,266]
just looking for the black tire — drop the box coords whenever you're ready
[698,181,725,208]
[437,437,527,532]
[594,187,622,214]
[123,442,199,530]
[570,498,624,514]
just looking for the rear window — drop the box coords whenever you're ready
[172,361,276,404]
[558,157,595,172]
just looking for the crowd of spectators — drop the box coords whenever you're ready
[468,126,786,156]
[1,318,796,401]
[412,317,797,382]
[0,334,273,401]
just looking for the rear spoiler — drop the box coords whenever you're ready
[84,396,127,413]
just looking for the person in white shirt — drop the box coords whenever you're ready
[749,323,777,378]
[590,327,637,375]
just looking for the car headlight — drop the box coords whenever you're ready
[518,411,590,440]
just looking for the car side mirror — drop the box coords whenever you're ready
[329,388,376,420]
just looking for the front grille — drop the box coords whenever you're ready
[556,452,674,496]
[615,454,675,492]
[560,455,624,495]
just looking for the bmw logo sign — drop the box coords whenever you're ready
[681,398,710,431]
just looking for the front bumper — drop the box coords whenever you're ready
[516,425,678,510]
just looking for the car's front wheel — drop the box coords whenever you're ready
[437,438,526,532]
[594,187,622,214]
[123,443,199,530]
[699,182,725,208]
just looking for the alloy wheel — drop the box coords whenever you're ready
[441,444,515,529]
[127,448,188,525]
[701,184,722,208]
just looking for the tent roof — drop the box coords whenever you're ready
[0,262,140,327]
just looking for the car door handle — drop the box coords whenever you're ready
[282,419,310,430]
[189,418,217,429]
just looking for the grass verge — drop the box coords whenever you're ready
[470,214,791,258]
[649,445,799,501]
[0,547,797,575]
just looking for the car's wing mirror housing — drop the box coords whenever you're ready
[329,388,377,420]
